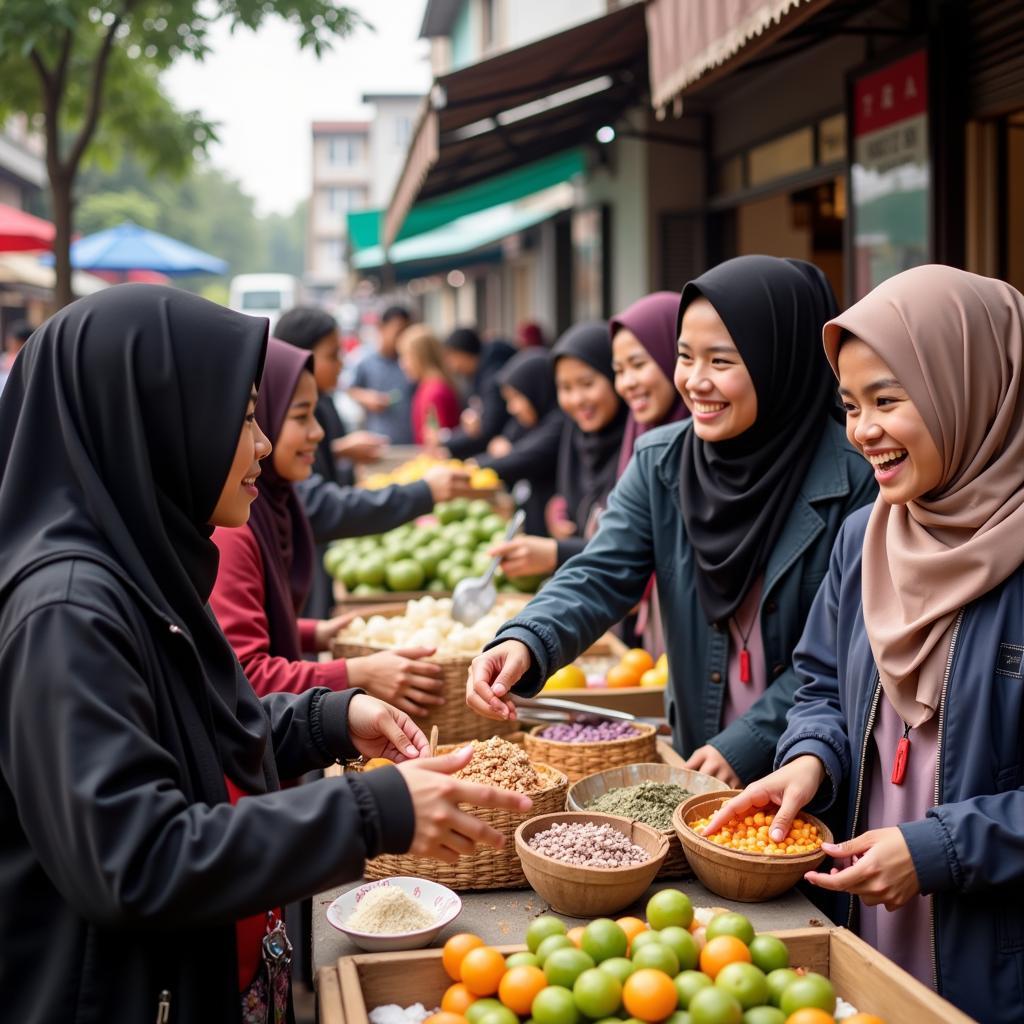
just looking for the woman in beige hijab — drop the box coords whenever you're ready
[707,265,1024,1022]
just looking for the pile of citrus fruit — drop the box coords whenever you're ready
[690,810,823,857]
[541,650,667,693]
[363,454,500,491]
[324,498,543,596]
[422,890,883,1024]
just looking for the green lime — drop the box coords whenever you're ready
[705,913,755,947]
[741,1008,785,1024]
[764,969,798,1008]
[628,931,665,953]
[467,499,492,520]
[473,550,494,574]
[673,971,712,1010]
[356,554,386,588]
[573,968,622,1019]
[657,927,699,972]
[544,948,595,989]
[747,936,789,974]
[478,1008,519,1024]
[688,987,742,1024]
[535,935,574,964]
[506,951,542,969]
[581,919,629,963]
[339,559,361,591]
[665,1014,692,1024]
[414,551,441,579]
[631,942,679,977]
[480,513,506,536]
[386,558,425,592]
[427,578,448,592]
[646,890,694,931]
[351,583,377,595]
[527,916,568,953]
[435,502,459,525]
[466,999,504,1024]
[778,973,835,1016]
[531,985,579,1024]
[446,566,474,590]
[597,957,636,986]
[323,546,346,576]
[714,963,768,1011]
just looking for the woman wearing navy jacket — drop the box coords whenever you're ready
[710,265,1024,1022]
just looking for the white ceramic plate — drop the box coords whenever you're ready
[326,876,463,952]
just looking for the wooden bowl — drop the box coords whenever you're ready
[673,791,832,903]
[567,763,730,878]
[514,812,669,916]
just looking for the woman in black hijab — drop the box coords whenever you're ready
[0,285,528,1022]
[469,257,877,788]
[491,322,627,580]
[473,347,566,536]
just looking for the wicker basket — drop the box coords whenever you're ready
[522,722,658,783]
[354,746,568,890]
[330,602,523,743]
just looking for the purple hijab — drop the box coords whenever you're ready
[612,291,689,475]
[249,337,316,661]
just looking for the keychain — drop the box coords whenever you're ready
[261,911,293,1024]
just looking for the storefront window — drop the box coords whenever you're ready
[849,50,930,300]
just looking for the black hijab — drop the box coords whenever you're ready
[677,256,838,624]
[0,284,271,791]
[249,339,316,662]
[497,347,558,420]
[552,321,628,533]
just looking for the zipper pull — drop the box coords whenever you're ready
[155,990,170,1024]
[739,648,751,684]
[891,721,912,785]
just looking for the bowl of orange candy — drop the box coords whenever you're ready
[673,790,832,902]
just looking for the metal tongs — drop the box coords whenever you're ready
[512,694,671,736]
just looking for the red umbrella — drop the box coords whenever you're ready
[0,203,55,252]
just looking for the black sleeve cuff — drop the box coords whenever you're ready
[351,765,415,856]
[555,536,586,567]
[315,689,365,762]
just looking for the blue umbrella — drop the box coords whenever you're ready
[42,221,228,275]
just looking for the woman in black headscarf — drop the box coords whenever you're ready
[472,347,566,536]
[469,257,877,788]
[0,285,528,1023]
[490,322,627,581]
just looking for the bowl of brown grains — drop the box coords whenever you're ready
[325,877,462,952]
[514,812,669,916]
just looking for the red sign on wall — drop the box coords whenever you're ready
[854,50,928,137]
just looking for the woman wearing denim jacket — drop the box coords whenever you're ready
[709,265,1024,1022]
[467,256,877,787]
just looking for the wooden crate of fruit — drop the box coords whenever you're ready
[318,927,975,1024]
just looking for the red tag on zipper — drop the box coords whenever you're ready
[891,734,911,785]
[739,648,751,684]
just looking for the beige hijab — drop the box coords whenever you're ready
[823,265,1024,727]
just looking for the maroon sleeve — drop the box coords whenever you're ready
[209,526,349,696]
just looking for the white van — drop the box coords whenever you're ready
[228,274,301,332]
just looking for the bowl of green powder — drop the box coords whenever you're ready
[567,764,730,877]
[326,877,462,952]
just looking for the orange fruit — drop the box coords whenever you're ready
[441,983,477,1015]
[567,925,586,947]
[606,663,642,689]
[615,915,648,950]
[443,933,484,982]
[785,1010,836,1024]
[498,964,548,1015]
[699,935,752,979]
[621,649,655,674]
[843,1017,885,1024]
[622,968,679,1022]
[423,1014,468,1024]
[363,757,395,771]
[460,945,507,996]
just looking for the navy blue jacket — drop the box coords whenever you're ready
[779,506,1024,1022]
[493,417,876,784]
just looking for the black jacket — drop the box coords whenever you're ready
[445,341,516,459]
[0,554,413,1024]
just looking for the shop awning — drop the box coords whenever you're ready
[382,3,647,247]
[347,148,585,254]
[354,196,569,275]
[647,0,835,111]
[0,253,108,296]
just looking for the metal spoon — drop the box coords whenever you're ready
[451,507,526,625]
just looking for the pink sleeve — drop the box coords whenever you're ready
[209,527,349,695]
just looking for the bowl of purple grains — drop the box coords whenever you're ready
[523,718,659,782]
[536,719,643,743]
